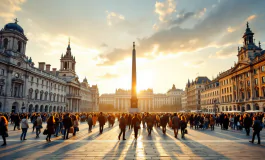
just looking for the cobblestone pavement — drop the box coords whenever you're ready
[0,122,264,160]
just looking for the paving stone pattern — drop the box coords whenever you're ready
[0,121,264,160]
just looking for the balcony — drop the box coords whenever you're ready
[66,94,81,99]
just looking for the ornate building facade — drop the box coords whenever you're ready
[200,23,265,112]
[99,85,183,112]
[184,77,210,111]
[0,19,99,113]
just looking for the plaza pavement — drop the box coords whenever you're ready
[0,121,264,160]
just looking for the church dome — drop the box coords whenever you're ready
[4,20,24,34]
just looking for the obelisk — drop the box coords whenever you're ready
[130,42,138,112]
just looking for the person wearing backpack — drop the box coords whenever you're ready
[132,114,140,139]
[20,115,29,140]
[249,116,261,144]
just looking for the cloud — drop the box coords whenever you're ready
[106,11,125,26]
[169,11,195,26]
[100,43,108,48]
[247,15,256,21]
[183,60,204,68]
[194,8,207,18]
[155,0,176,22]
[97,0,265,66]
[97,73,119,79]
[0,0,27,22]
[215,45,237,58]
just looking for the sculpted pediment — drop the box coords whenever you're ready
[231,62,249,72]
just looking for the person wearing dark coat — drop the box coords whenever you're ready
[0,116,8,146]
[189,114,194,129]
[63,113,72,139]
[244,114,252,136]
[160,115,167,134]
[127,114,132,130]
[46,116,55,142]
[223,115,229,130]
[118,114,126,140]
[87,115,93,132]
[98,112,105,134]
[13,114,20,131]
[131,114,140,139]
[220,113,224,130]
[249,117,261,144]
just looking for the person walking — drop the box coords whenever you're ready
[13,113,21,131]
[46,116,55,142]
[63,113,72,140]
[36,114,42,138]
[160,114,167,134]
[249,116,262,145]
[118,114,126,140]
[20,115,29,140]
[132,114,140,139]
[244,114,252,136]
[172,113,180,138]
[98,112,105,134]
[0,116,8,146]
[210,115,215,131]
[87,115,93,133]
[73,115,79,136]
[180,116,187,139]
[146,113,153,136]
[54,115,60,137]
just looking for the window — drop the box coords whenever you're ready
[254,69,257,75]
[31,77,34,82]
[262,66,265,72]
[255,78,258,85]
[246,72,249,77]
[262,77,265,83]
[3,38,8,49]
[37,78,39,84]
[247,81,250,86]
[17,41,22,52]
[256,88,259,97]
[0,69,4,76]
[42,80,44,85]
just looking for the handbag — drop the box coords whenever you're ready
[43,129,48,135]
[69,127,74,133]
[4,132,8,137]
[76,127,79,132]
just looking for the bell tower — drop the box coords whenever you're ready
[59,38,76,77]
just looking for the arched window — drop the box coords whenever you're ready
[64,62,67,70]
[17,41,22,52]
[3,38,8,49]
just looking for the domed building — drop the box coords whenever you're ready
[0,19,99,113]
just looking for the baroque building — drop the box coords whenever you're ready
[200,22,265,112]
[0,19,99,113]
[99,84,183,112]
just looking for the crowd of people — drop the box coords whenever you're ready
[0,111,264,146]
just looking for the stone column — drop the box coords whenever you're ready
[70,99,72,112]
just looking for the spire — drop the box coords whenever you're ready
[259,41,261,48]
[67,37,71,50]
[246,21,249,29]
[61,53,63,58]
[133,42,135,50]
